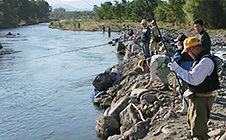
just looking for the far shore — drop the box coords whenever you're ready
[48,20,226,36]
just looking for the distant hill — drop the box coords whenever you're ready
[50,4,92,11]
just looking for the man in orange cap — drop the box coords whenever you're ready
[140,19,151,59]
[138,54,171,90]
[168,37,220,140]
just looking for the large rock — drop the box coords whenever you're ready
[0,43,3,49]
[130,88,149,99]
[208,129,224,138]
[92,73,114,91]
[219,132,226,140]
[123,121,150,140]
[108,96,130,119]
[96,115,120,139]
[107,134,123,140]
[140,93,157,104]
[119,103,142,134]
[131,43,142,52]
[115,41,125,55]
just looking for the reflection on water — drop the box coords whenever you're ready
[0,24,119,140]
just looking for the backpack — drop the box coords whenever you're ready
[204,54,224,68]
[211,54,223,68]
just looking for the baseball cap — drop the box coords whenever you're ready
[140,19,147,24]
[181,37,200,54]
[174,34,187,42]
[138,59,145,71]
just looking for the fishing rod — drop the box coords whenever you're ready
[145,0,184,108]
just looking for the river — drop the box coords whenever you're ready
[0,24,119,140]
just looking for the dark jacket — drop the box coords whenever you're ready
[188,51,220,93]
[141,26,151,43]
[199,29,211,53]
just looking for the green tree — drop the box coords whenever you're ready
[112,1,123,20]
[35,0,51,19]
[17,0,31,20]
[154,0,185,25]
[0,0,19,28]
[95,2,113,20]
[183,0,226,29]
[0,0,51,29]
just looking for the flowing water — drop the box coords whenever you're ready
[0,24,119,140]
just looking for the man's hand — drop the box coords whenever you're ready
[167,62,179,71]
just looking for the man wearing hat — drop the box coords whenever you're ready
[168,37,220,140]
[172,34,194,114]
[128,27,134,37]
[150,20,161,55]
[138,54,171,90]
[139,19,151,59]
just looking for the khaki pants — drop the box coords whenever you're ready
[150,39,158,55]
[187,94,214,140]
[157,66,170,85]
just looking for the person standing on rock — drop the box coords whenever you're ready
[128,27,134,37]
[168,37,220,140]
[172,34,194,114]
[194,19,211,53]
[149,20,161,55]
[139,19,151,59]
[138,54,171,90]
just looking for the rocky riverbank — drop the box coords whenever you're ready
[92,28,226,140]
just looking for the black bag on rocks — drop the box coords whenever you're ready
[92,73,114,91]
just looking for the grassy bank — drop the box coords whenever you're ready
[48,20,226,35]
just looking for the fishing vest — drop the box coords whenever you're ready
[141,26,150,43]
[188,52,220,93]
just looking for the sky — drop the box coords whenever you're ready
[45,0,133,11]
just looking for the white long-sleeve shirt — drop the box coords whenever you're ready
[172,57,214,86]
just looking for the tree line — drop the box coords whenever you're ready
[0,0,51,29]
[94,0,226,29]
[49,8,96,21]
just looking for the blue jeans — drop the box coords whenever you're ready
[141,42,150,59]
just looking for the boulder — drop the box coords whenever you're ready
[96,115,120,139]
[107,134,123,140]
[161,125,176,135]
[108,96,130,119]
[123,121,149,140]
[131,43,142,52]
[119,103,142,134]
[100,96,112,109]
[115,41,125,55]
[130,88,149,99]
[164,109,177,119]
[219,132,226,140]
[0,43,3,49]
[92,73,114,91]
[140,93,157,104]
[208,129,224,138]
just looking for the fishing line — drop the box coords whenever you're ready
[26,43,109,62]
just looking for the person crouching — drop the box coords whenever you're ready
[138,54,171,90]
